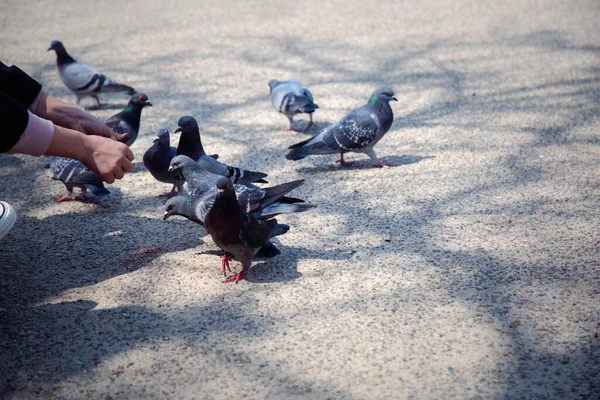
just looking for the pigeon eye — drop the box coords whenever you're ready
[138,96,143,100]
[383,92,390,96]
[185,121,190,126]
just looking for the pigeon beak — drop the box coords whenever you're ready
[153,137,159,143]
[163,211,170,220]
[174,127,182,134]
[392,97,398,101]
[146,102,153,107]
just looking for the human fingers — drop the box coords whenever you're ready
[121,157,133,173]
[125,147,134,161]
[113,167,125,180]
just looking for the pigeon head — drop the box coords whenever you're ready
[215,177,234,197]
[268,79,281,93]
[47,40,65,52]
[369,87,398,105]
[163,196,186,220]
[168,155,196,179]
[128,93,152,108]
[47,40,75,66]
[174,116,199,134]
[153,129,170,147]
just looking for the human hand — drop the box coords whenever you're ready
[35,92,129,142]
[81,135,134,183]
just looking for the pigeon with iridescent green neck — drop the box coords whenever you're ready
[286,87,397,167]
[105,93,152,147]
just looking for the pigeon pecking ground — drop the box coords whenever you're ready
[1,0,599,399]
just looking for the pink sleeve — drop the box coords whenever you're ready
[7,111,55,156]
[28,91,44,113]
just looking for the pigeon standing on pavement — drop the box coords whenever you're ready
[286,87,397,167]
[268,80,319,131]
[204,177,291,283]
[48,157,110,202]
[164,155,313,261]
[165,155,312,224]
[143,129,182,198]
[47,40,135,109]
[105,93,152,147]
[175,116,267,184]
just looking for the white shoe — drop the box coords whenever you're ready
[0,201,17,240]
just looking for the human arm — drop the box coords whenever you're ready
[33,92,128,142]
[44,125,133,183]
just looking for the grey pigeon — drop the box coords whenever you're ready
[165,155,312,224]
[47,40,135,108]
[164,155,313,260]
[205,177,290,283]
[143,129,182,198]
[268,80,319,131]
[286,87,397,167]
[48,156,110,202]
[105,93,152,147]
[175,116,267,184]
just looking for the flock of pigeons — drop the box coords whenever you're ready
[44,40,398,282]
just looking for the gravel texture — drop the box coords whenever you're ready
[1,0,599,398]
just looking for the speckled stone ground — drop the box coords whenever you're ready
[1,0,599,398]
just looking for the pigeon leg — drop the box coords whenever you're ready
[159,186,177,198]
[90,94,102,109]
[283,115,294,131]
[367,149,393,168]
[336,153,354,167]
[56,194,74,202]
[224,260,250,284]
[57,184,75,202]
[221,253,232,277]
[304,113,314,131]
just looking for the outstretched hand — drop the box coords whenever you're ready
[82,135,134,183]
[34,92,129,142]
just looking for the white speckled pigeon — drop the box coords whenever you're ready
[105,93,152,147]
[48,156,110,202]
[286,87,397,167]
[47,40,135,109]
[205,177,290,283]
[268,80,319,131]
[143,129,182,198]
[175,116,267,184]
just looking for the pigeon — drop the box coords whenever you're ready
[143,129,183,198]
[286,87,397,167]
[105,93,152,147]
[165,155,312,224]
[175,116,267,184]
[204,177,291,283]
[47,40,135,108]
[48,156,110,202]
[268,80,319,131]
[164,155,313,260]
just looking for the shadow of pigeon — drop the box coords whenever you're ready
[297,155,435,173]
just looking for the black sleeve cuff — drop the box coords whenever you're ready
[0,91,29,153]
[0,61,42,109]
